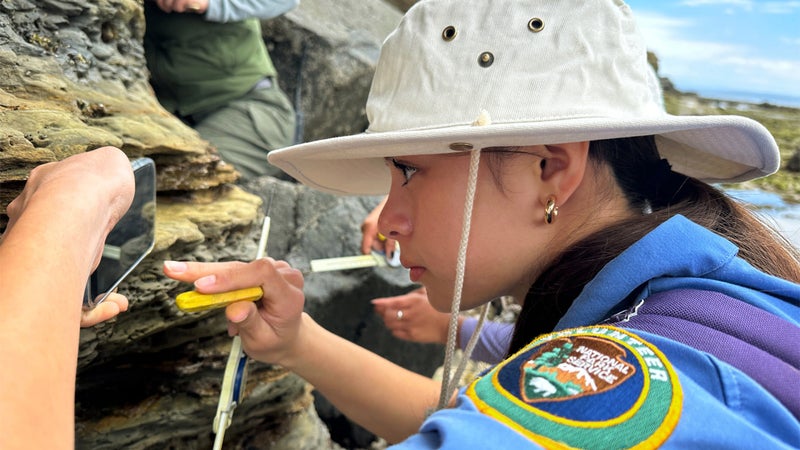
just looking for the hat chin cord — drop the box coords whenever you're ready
[434,148,491,413]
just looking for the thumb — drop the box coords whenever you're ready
[225,301,260,337]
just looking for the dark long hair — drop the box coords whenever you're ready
[503,136,800,355]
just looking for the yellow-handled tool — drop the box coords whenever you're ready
[172,187,274,450]
[175,211,270,314]
[176,287,264,313]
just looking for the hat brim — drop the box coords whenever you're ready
[268,114,779,196]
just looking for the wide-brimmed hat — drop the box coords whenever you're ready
[268,0,779,196]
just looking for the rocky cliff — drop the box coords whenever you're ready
[0,1,444,448]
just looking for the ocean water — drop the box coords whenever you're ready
[686,88,800,109]
[726,188,800,249]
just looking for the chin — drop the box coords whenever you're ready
[426,286,488,313]
[423,286,454,313]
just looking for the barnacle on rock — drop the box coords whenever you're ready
[101,22,118,43]
[27,32,58,53]
[76,99,111,118]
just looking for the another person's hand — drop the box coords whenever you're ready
[361,196,398,258]
[2,146,134,331]
[0,147,136,449]
[155,0,209,14]
[163,258,306,364]
[80,293,130,327]
[4,146,135,277]
[372,287,455,344]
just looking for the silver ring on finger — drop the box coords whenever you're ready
[396,310,404,320]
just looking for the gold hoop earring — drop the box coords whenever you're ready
[544,196,558,224]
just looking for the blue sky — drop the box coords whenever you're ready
[624,0,800,106]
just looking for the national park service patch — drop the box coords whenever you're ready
[466,326,682,448]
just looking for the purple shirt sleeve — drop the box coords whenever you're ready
[458,317,513,364]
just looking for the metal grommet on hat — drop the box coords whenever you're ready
[528,17,545,32]
[449,142,474,151]
[478,51,494,67]
[442,25,457,41]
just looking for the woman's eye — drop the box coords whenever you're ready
[391,158,418,185]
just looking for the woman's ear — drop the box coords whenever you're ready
[539,141,590,205]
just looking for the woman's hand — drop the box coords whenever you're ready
[371,287,452,345]
[361,196,399,264]
[163,257,306,365]
[154,0,209,14]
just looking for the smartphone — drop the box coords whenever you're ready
[83,157,157,309]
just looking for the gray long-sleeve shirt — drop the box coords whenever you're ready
[206,0,299,23]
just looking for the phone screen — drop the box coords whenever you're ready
[83,157,157,309]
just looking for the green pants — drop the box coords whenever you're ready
[192,80,296,181]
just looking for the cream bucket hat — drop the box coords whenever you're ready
[268,0,780,196]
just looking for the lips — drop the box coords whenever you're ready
[400,253,426,282]
[408,266,426,282]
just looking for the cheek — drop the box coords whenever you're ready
[417,215,463,275]
[414,158,536,308]
[414,184,467,245]
[461,193,534,302]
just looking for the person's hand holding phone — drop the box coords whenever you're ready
[5,146,135,276]
[4,147,140,327]
[80,293,130,327]
[83,157,156,309]
[0,147,137,448]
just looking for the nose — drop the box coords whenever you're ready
[377,193,412,240]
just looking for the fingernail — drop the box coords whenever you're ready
[164,261,187,273]
[194,274,216,289]
[228,310,248,324]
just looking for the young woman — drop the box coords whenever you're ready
[164,0,800,447]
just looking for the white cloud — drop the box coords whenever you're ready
[634,11,741,60]
[633,11,800,95]
[679,0,754,10]
[762,1,800,14]
[679,0,800,14]
[716,55,800,92]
